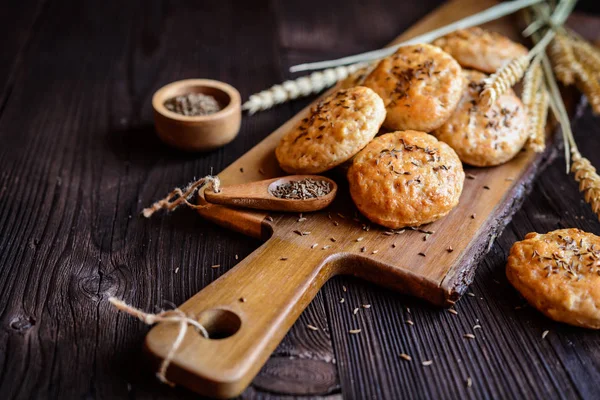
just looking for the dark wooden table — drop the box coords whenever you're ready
[2,1,600,399]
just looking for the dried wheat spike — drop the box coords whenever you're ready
[480,55,529,109]
[242,63,366,114]
[571,38,600,75]
[548,34,578,85]
[526,88,549,153]
[575,66,600,114]
[521,60,543,109]
[571,149,600,220]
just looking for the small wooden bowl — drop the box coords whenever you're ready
[152,79,242,151]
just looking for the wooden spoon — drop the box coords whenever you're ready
[204,175,337,212]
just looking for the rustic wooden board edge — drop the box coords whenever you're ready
[441,130,563,300]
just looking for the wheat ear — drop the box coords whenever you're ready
[571,148,600,220]
[480,55,530,108]
[571,39,600,76]
[548,33,578,85]
[242,63,366,115]
[575,67,600,115]
[521,58,543,108]
[526,87,549,153]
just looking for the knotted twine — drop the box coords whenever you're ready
[124,175,221,386]
[142,175,221,218]
[109,297,209,386]
[123,176,218,384]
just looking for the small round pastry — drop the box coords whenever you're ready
[347,130,464,228]
[507,229,600,329]
[362,44,464,132]
[433,70,528,167]
[433,27,528,73]
[276,86,386,174]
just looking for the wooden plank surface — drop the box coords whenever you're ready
[0,0,599,399]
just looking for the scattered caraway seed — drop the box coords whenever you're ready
[349,329,361,334]
[542,330,549,339]
[340,298,345,303]
[383,231,394,236]
[333,221,340,226]
[330,237,337,242]
[353,308,360,315]
[356,237,364,242]
[362,304,371,309]
[448,309,458,315]
[464,333,476,339]
[467,173,476,180]
[174,267,179,274]
[392,243,397,248]
[474,325,482,330]
[311,243,318,249]
[306,324,319,331]
[343,286,347,292]
[280,257,288,261]
[399,353,412,361]
[466,377,473,388]
[337,213,346,219]
[240,167,244,173]
[406,307,411,314]
[211,264,221,269]
[322,245,331,250]
[298,217,307,222]
[422,360,433,366]
[471,213,476,219]
[239,297,246,303]
[235,254,239,260]
[483,185,490,190]
[447,246,454,253]
[418,252,426,257]
[467,292,475,297]
[372,250,379,254]
[361,247,366,253]
[406,320,414,326]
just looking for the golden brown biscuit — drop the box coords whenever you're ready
[433,70,528,167]
[276,86,386,174]
[507,229,600,329]
[433,27,528,73]
[347,131,464,228]
[362,44,464,132]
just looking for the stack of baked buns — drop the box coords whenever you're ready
[275,28,530,229]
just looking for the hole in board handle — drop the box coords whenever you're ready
[197,309,242,339]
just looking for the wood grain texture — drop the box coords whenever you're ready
[0,0,599,399]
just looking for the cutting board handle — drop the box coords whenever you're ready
[144,236,334,398]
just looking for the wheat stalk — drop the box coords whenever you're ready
[571,148,600,219]
[526,87,549,152]
[242,63,366,115]
[289,0,544,72]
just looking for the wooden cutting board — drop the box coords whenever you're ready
[145,0,567,397]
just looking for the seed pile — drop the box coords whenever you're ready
[164,92,222,116]
[270,178,331,200]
